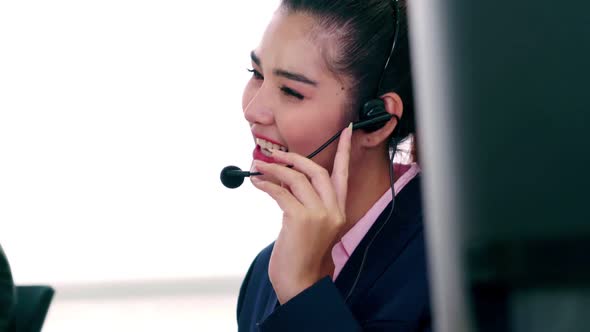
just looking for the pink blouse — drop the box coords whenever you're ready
[331,163,421,280]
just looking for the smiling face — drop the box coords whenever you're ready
[242,10,354,182]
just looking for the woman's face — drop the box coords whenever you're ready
[242,10,352,183]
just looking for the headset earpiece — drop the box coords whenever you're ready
[360,99,389,132]
[361,99,387,120]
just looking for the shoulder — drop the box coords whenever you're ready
[241,242,275,285]
[253,242,275,267]
[236,242,275,320]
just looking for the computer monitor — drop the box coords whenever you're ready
[407,1,590,331]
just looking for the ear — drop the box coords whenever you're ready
[358,92,403,148]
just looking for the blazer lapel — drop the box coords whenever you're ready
[335,176,423,305]
[263,292,279,320]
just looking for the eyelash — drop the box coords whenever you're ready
[280,86,304,100]
[247,68,263,80]
[247,68,305,100]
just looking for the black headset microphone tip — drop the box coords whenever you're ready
[220,165,245,189]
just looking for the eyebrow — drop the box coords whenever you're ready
[273,69,318,86]
[250,51,318,87]
[250,51,261,67]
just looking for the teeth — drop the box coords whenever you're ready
[256,137,288,152]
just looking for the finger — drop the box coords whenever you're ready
[331,122,352,211]
[255,161,324,210]
[251,177,304,214]
[269,148,338,210]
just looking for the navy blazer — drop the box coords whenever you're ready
[237,176,432,331]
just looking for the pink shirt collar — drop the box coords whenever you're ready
[331,163,421,280]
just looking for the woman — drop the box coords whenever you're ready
[236,0,430,331]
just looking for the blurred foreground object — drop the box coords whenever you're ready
[408,0,590,331]
[0,246,15,332]
[9,286,55,332]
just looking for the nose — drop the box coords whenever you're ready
[243,87,274,126]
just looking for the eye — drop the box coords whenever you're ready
[247,68,263,80]
[280,86,304,100]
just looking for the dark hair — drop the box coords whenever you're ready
[279,0,416,149]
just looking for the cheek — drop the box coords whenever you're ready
[277,110,343,169]
[280,124,316,153]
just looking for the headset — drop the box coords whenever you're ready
[344,0,402,303]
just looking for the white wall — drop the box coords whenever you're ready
[1,1,280,330]
[1,0,281,285]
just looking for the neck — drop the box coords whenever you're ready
[342,149,393,236]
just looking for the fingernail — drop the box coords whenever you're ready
[348,122,353,132]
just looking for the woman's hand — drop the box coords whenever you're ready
[250,123,353,304]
